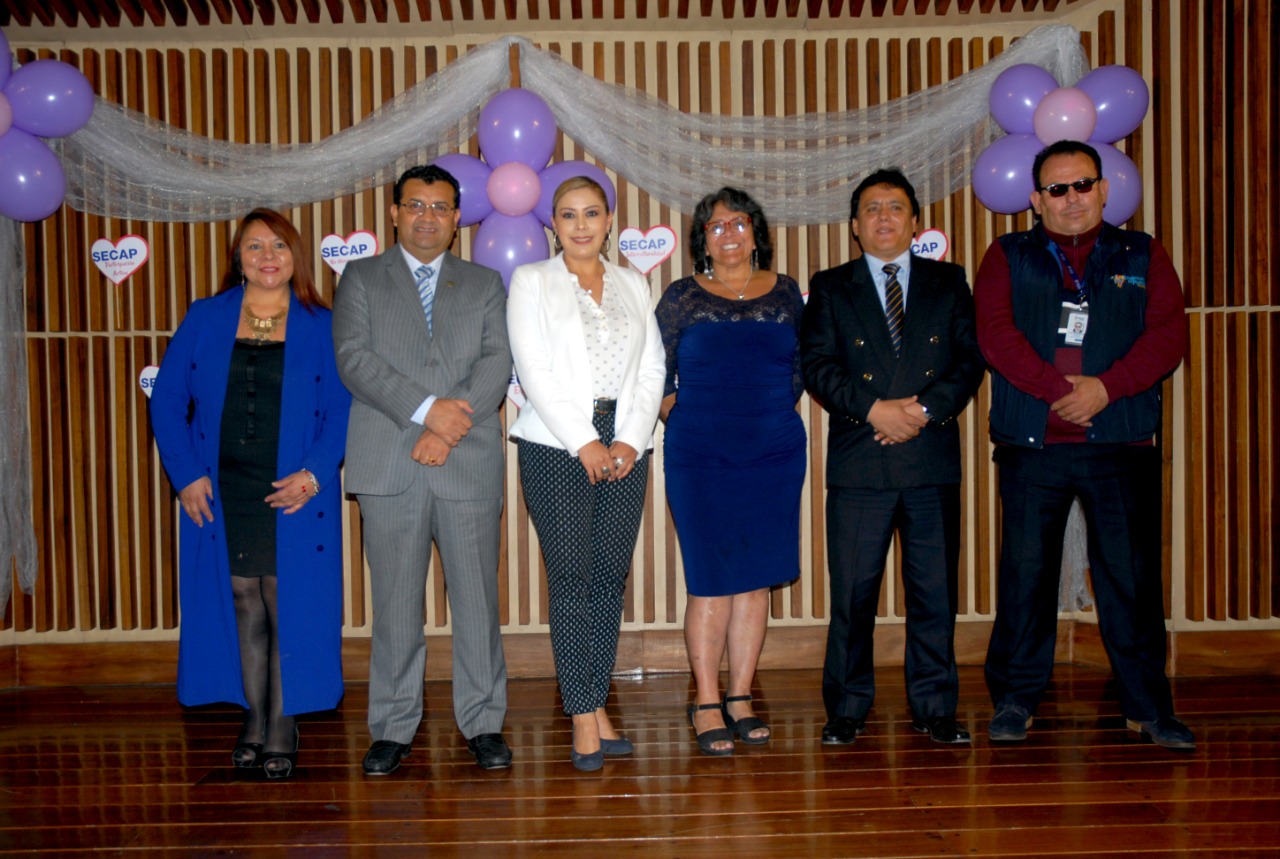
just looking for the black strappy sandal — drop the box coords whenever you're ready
[687,703,735,756]
[723,695,771,745]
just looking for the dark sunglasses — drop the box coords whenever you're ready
[1038,177,1101,198]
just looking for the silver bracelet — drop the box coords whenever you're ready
[302,469,320,496]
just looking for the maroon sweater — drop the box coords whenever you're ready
[974,222,1187,444]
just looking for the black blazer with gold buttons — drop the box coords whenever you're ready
[800,254,985,490]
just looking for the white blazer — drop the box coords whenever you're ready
[507,253,665,458]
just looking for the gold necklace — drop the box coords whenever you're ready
[242,303,287,341]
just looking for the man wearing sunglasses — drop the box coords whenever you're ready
[974,140,1192,750]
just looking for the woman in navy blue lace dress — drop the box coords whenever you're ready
[656,188,806,755]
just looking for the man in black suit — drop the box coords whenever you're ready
[800,168,985,745]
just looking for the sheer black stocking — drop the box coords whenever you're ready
[231,575,296,772]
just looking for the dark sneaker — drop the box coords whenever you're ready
[1126,716,1196,751]
[988,703,1032,742]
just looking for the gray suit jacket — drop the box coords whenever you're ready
[333,246,512,500]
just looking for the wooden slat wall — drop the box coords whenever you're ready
[4,0,1278,656]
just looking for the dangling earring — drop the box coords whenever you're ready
[602,233,611,255]
[751,249,758,271]
[554,233,563,253]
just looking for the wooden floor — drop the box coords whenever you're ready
[2,666,1279,857]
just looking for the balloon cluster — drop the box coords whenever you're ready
[434,89,616,287]
[0,30,96,222]
[972,63,1149,225]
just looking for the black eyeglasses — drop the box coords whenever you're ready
[1037,177,1101,198]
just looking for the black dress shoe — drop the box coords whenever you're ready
[821,716,866,745]
[362,740,412,775]
[911,716,972,745]
[467,733,513,769]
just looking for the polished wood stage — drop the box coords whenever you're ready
[2,666,1279,857]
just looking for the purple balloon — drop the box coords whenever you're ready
[4,59,95,138]
[989,64,1059,135]
[432,153,493,227]
[476,89,558,170]
[1096,143,1142,225]
[534,160,617,228]
[1077,65,1150,144]
[0,30,11,91]
[1032,87,1097,145]
[473,212,550,289]
[971,133,1043,214]
[0,128,67,222]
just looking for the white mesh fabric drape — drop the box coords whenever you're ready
[2,24,1092,614]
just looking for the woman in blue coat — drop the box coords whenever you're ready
[150,208,351,779]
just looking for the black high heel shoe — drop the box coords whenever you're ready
[231,742,264,768]
[262,727,299,780]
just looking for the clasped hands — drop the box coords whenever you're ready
[413,398,474,467]
[179,469,316,526]
[578,439,639,485]
[869,396,929,446]
[1051,375,1109,427]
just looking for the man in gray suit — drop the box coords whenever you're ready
[333,164,513,773]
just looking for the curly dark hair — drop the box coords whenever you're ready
[394,164,461,208]
[688,187,774,274]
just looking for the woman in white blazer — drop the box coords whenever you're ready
[508,176,665,772]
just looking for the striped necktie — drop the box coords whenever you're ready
[415,264,436,334]
[883,262,903,355]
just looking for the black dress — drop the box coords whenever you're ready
[218,338,286,578]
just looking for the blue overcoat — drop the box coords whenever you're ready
[149,286,351,715]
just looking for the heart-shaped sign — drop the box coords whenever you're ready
[618,226,677,275]
[139,365,159,399]
[320,231,379,275]
[91,236,150,284]
[911,229,950,261]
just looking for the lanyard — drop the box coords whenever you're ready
[1047,240,1089,306]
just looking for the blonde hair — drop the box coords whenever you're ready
[551,176,611,213]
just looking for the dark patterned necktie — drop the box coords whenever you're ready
[415,264,436,334]
[883,262,903,355]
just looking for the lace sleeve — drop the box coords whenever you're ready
[780,275,807,401]
[655,277,693,398]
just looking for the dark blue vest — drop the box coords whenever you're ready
[988,222,1160,448]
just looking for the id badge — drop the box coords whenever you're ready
[1059,301,1088,346]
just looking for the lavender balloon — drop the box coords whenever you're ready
[1077,65,1150,144]
[473,212,550,288]
[1096,143,1143,225]
[488,161,541,217]
[432,153,493,227]
[534,160,617,228]
[5,59,95,138]
[971,133,1043,214]
[989,64,1059,135]
[0,127,67,222]
[477,89,558,171]
[1032,87,1097,145]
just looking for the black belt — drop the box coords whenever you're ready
[593,398,617,414]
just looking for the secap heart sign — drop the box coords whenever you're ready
[91,236,150,284]
[320,231,379,275]
[138,365,159,399]
[618,226,677,275]
[910,229,949,261]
